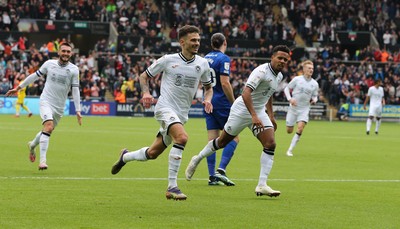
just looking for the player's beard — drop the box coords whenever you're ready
[59,55,71,64]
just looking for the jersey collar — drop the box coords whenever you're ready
[268,63,278,76]
[179,52,196,64]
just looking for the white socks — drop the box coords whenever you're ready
[123,147,149,162]
[366,118,372,132]
[375,119,381,132]
[31,131,42,148]
[258,149,274,187]
[288,133,301,151]
[39,133,50,164]
[198,139,218,160]
[168,144,184,188]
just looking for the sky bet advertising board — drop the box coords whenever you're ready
[69,101,116,116]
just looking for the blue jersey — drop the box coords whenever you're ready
[204,50,231,110]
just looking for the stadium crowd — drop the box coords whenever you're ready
[0,0,399,108]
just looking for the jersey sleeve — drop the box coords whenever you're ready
[201,61,212,86]
[287,76,298,90]
[246,67,263,91]
[145,55,167,78]
[71,66,80,87]
[219,55,231,76]
[37,60,50,76]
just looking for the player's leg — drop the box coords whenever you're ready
[215,136,238,186]
[206,129,221,185]
[36,103,57,170]
[375,107,382,134]
[21,104,32,117]
[255,114,280,197]
[375,117,381,134]
[288,121,306,156]
[186,114,245,181]
[366,116,373,135]
[15,103,21,117]
[38,120,54,170]
[285,109,296,156]
[366,106,375,135]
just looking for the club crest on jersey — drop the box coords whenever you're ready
[66,69,70,74]
[175,74,183,86]
[195,65,201,72]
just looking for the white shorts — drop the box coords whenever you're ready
[286,107,309,127]
[40,100,63,127]
[368,105,382,117]
[224,109,273,137]
[154,107,185,146]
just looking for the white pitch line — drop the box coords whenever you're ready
[0,176,399,182]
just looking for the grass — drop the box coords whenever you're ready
[0,114,399,229]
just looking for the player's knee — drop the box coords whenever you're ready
[174,133,188,146]
[286,127,293,134]
[264,139,276,150]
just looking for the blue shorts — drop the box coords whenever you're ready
[205,108,230,130]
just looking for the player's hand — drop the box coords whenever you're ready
[363,105,366,110]
[5,88,19,96]
[251,115,264,133]
[142,93,154,109]
[290,98,297,106]
[76,112,82,126]
[203,100,213,114]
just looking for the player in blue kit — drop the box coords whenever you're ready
[203,33,238,186]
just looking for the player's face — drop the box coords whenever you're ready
[58,45,73,64]
[303,64,314,77]
[270,51,290,72]
[181,32,200,56]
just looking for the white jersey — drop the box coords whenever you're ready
[231,63,283,116]
[367,86,384,107]
[286,75,319,109]
[20,59,80,113]
[146,53,211,121]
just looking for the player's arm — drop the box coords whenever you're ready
[310,84,319,105]
[220,74,235,104]
[72,69,82,126]
[284,80,297,106]
[242,86,264,131]
[363,96,370,110]
[203,83,213,114]
[139,71,153,108]
[5,72,38,96]
[72,86,82,126]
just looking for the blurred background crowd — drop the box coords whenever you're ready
[0,0,399,109]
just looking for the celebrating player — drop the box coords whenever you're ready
[186,45,291,197]
[111,25,213,201]
[6,42,82,170]
[284,60,319,157]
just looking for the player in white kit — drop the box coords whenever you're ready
[111,25,213,201]
[363,79,385,135]
[185,45,291,197]
[6,42,82,170]
[284,60,319,156]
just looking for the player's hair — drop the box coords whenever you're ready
[60,42,72,49]
[374,78,381,84]
[301,60,313,68]
[178,25,200,40]
[211,33,225,49]
[272,45,290,55]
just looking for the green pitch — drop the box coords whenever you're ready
[0,115,398,228]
